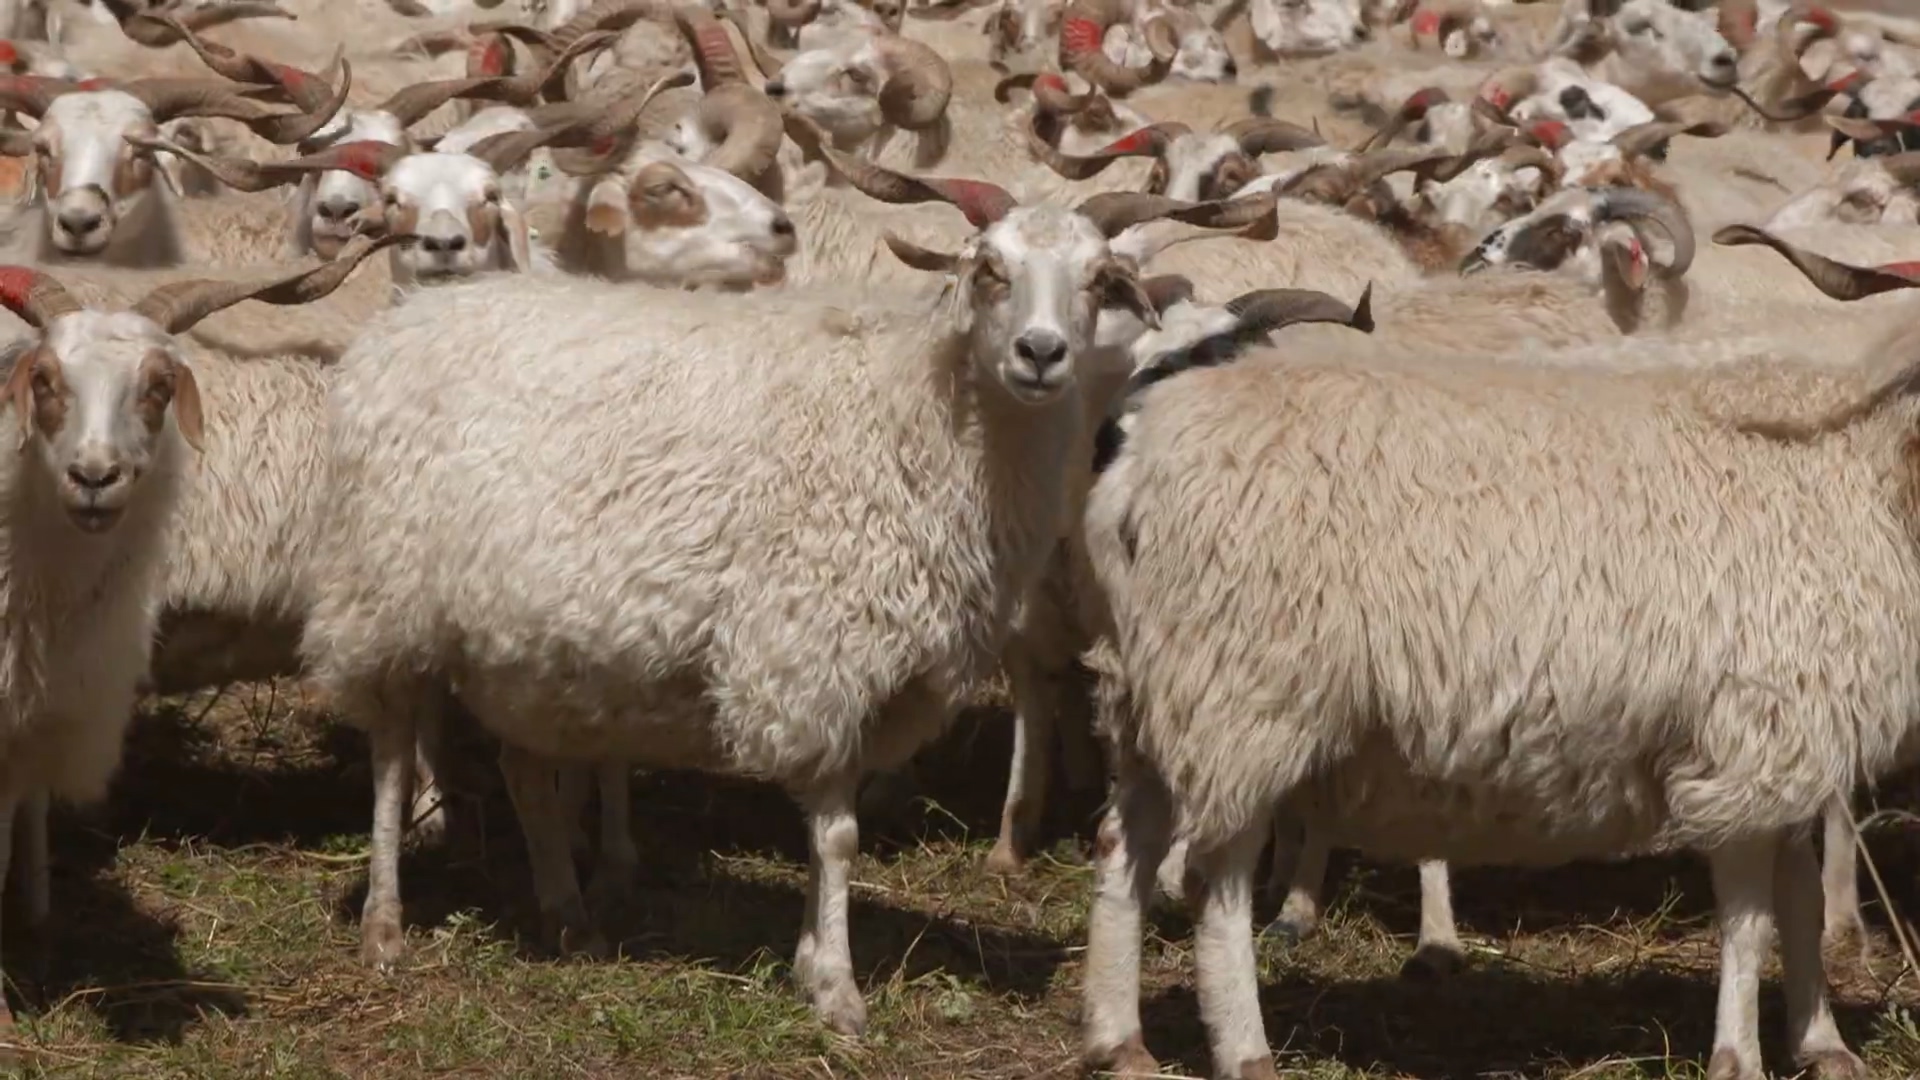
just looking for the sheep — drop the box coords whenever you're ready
[1761,147,1920,228]
[296,153,1271,1034]
[1067,235,1920,1078]
[0,234,394,1055]
[0,55,347,266]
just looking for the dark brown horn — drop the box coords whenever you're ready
[1727,82,1835,122]
[1142,16,1178,63]
[1357,86,1447,152]
[1140,274,1193,311]
[1226,282,1374,334]
[1420,127,1525,184]
[1713,223,1920,300]
[1223,116,1326,157]
[128,137,408,193]
[115,1,290,47]
[121,61,352,145]
[1347,144,1455,190]
[151,14,336,113]
[549,0,667,45]
[819,142,1015,227]
[1060,0,1167,96]
[1075,189,1278,238]
[1028,120,1185,180]
[132,232,408,336]
[0,74,75,120]
[0,266,82,329]
[1596,186,1694,275]
[675,5,746,88]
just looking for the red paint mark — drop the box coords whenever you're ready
[944,180,1015,227]
[591,134,617,156]
[1035,73,1069,95]
[1101,128,1157,155]
[1405,87,1445,116]
[78,76,113,91]
[333,141,393,180]
[1527,119,1568,148]
[1481,84,1512,111]
[1629,237,1645,264]
[1411,9,1440,37]
[0,42,19,66]
[1878,260,1920,279]
[1803,6,1837,33]
[1827,71,1866,94]
[469,36,509,76]
[0,266,41,319]
[1061,16,1102,55]
[270,62,310,91]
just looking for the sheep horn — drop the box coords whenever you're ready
[767,0,823,31]
[999,71,1092,116]
[1358,86,1448,152]
[1712,223,1920,301]
[0,73,81,120]
[1595,186,1694,276]
[543,69,698,176]
[1075,189,1277,238]
[1880,152,1920,187]
[818,143,1016,227]
[675,5,747,88]
[873,35,952,131]
[1060,0,1166,96]
[1028,120,1185,179]
[466,120,595,175]
[123,65,351,145]
[0,267,81,330]
[725,9,790,80]
[372,29,607,130]
[549,0,666,44]
[115,1,291,47]
[1228,281,1374,333]
[131,232,408,336]
[1143,16,1178,63]
[1139,274,1193,311]
[1347,144,1455,190]
[1420,128,1525,184]
[1493,142,1562,186]
[153,15,339,114]
[132,136,409,192]
[688,83,784,180]
[1611,119,1726,159]
[1222,116,1325,157]
[1727,82,1835,122]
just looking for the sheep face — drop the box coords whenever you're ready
[765,40,886,142]
[960,208,1128,405]
[1461,186,1597,275]
[581,150,797,289]
[1512,68,1655,142]
[7,313,199,534]
[1248,0,1366,57]
[375,153,529,284]
[1418,157,1544,234]
[1169,26,1237,83]
[1604,0,1738,93]
[1153,133,1255,202]
[988,0,1062,66]
[1764,159,1920,230]
[293,111,409,259]
[32,91,162,257]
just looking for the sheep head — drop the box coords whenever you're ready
[1247,0,1367,58]
[1460,184,1694,287]
[1763,151,1920,229]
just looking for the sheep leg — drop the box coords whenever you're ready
[585,762,637,909]
[497,745,607,959]
[0,792,16,1054]
[1265,824,1330,943]
[1263,811,1301,901]
[1819,795,1867,967]
[361,710,414,970]
[555,762,593,860]
[1053,665,1103,794]
[1776,828,1867,1079]
[1400,860,1466,980]
[407,708,450,849]
[1703,835,1777,1080]
[1156,835,1194,907]
[988,646,1054,874]
[1080,751,1174,1076]
[1191,826,1276,1080]
[795,778,866,1036]
[11,790,47,929]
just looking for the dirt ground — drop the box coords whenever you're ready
[5,680,1920,1078]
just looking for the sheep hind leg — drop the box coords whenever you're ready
[359,686,420,970]
[1080,751,1175,1077]
[988,646,1054,874]
[585,762,636,910]
[498,745,607,959]
[406,706,451,850]
[1703,835,1778,1080]
[1819,795,1868,972]
[1264,821,1329,943]
[1192,825,1277,1079]
[794,777,866,1036]
[1399,860,1466,981]
[1777,827,1868,1079]
[0,791,17,1061]
[12,790,47,929]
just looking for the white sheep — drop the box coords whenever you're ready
[1071,249,1920,1078]
[296,157,1269,1035]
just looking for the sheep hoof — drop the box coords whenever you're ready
[545,908,610,960]
[1399,943,1466,981]
[1234,1055,1280,1080]
[1704,1047,1762,1080]
[359,919,408,971]
[1797,1050,1870,1080]
[1823,917,1872,974]
[1261,913,1314,944]
[1083,1035,1159,1077]
[984,839,1025,875]
[811,981,867,1037]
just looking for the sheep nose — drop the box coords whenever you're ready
[316,196,359,222]
[1014,330,1068,373]
[67,462,122,492]
[57,206,102,236]
[420,233,468,254]
[771,213,795,238]
[1710,50,1737,73]
[1222,58,1238,78]
[764,79,786,97]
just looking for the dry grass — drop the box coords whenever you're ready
[4,682,1920,1078]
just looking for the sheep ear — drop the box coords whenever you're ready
[585,179,627,237]
[501,202,534,273]
[170,356,205,453]
[6,347,34,453]
[1096,263,1161,331]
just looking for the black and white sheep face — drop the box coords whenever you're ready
[1765,158,1920,229]
[9,312,199,534]
[582,149,797,289]
[1601,0,1738,93]
[1462,187,1597,275]
[1510,65,1654,142]
[1248,0,1365,57]
[378,153,530,284]
[33,91,162,257]
[965,208,1130,405]
[1155,133,1254,202]
[294,111,409,259]
[1419,157,1545,234]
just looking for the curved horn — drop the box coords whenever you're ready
[675,5,747,88]
[692,83,785,180]
[1222,116,1326,157]
[1595,185,1695,276]
[151,15,337,113]
[543,69,698,176]
[132,233,407,336]
[115,1,290,47]
[1075,189,1277,238]
[1358,86,1447,152]
[1611,119,1726,159]
[123,64,351,144]
[1712,223,1920,301]
[819,142,1015,227]
[1060,0,1167,96]
[1727,82,1835,122]
[999,71,1092,116]
[1347,144,1454,190]
[1225,282,1374,336]
[724,9,790,80]
[0,74,74,120]
[130,137,409,193]
[0,266,81,330]
[549,0,667,44]
[872,35,952,130]
[1142,16,1178,64]
[374,71,542,129]
[1028,120,1184,179]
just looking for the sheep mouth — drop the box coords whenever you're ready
[1700,73,1741,91]
[67,505,124,533]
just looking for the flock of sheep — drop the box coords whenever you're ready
[2,0,1920,1074]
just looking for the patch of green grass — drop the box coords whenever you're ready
[3,686,1918,1078]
